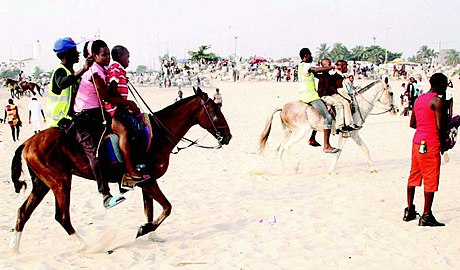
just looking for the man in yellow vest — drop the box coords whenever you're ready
[298,48,339,153]
[45,37,94,128]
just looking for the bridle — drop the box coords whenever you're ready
[355,81,396,115]
[127,81,228,154]
[150,97,228,154]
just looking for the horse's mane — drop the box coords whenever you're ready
[357,80,380,94]
[153,95,198,117]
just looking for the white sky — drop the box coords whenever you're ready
[0,0,458,71]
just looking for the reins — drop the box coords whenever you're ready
[127,82,223,154]
[353,81,395,115]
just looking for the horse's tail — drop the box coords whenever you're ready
[12,144,27,193]
[34,83,42,96]
[258,107,282,153]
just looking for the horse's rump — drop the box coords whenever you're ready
[280,101,325,132]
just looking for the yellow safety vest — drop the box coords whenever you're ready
[298,62,319,103]
[45,64,74,127]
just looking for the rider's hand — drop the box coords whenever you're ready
[127,101,140,114]
[84,56,95,71]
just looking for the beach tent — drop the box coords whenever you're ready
[178,58,190,63]
[391,58,405,63]
[249,56,267,65]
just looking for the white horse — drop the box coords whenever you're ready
[259,80,397,174]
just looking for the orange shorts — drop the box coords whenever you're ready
[407,143,441,192]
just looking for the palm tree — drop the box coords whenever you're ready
[446,49,460,65]
[315,43,330,60]
[189,45,219,63]
[416,45,438,65]
[350,45,366,61]
[364,45,385,63]
[329,43,350,62]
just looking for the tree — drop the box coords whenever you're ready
[446,49,460,65]
[33,66,44,78]
[329,43,350,62]
[188,45,220,63]
[416,45,438,65]
[387,51,403,62]
[315,43,330,60]
[350,45,366,61]
[0,68,20,79]
[363,45,385,63]
[136,65,149,73]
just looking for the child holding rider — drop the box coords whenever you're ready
[104,45,151,187]
[298,48,339,153]
[74,40,125,209]
[317,58,355,132]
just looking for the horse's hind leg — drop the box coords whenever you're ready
[279,126,309,173]
[351,132,377,173]
[137,181,171,240]
[10,176,50,254]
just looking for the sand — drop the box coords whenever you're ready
[1,76,459,269]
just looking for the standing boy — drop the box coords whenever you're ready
[403,73,448,226]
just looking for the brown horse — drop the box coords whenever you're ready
[5,78,41,98]
[9,88,232,253]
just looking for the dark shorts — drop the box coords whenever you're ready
[113,108,144,134]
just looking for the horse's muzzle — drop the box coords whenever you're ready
[218,132,232,145]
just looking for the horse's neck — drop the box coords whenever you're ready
[356,82,383,120]
[153,102,200,150]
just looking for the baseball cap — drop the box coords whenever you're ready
[53,37,77,53]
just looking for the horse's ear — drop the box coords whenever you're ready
[195,87,203,95]
[193,87,197,94]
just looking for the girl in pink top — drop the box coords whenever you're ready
[74,40,126,209]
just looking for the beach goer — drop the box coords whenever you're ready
[445,79,453,119]
[45,37,94,128]
[403,73,449,226]
[74,40,125,209]
[298,48,339,153]
[3,98,21,141]
[213,88,222,109]
[175,90,183,102]
[176,76,183,91]
[400,91,410,116]
[28,97,46,133]
[400,83,406,106]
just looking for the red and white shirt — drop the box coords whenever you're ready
[105,61,128,116]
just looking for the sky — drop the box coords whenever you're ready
[0,0,458,72]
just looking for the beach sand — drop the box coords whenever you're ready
[1,76,459,269]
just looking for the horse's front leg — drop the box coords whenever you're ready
[137,181,171,241]
[351,131,377,173]
[328,133,347,174]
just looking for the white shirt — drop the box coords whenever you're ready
[446,88,453,101]
[28,100,43,121]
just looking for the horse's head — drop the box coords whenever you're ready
[193,87,232,145]
[378,82,398,115]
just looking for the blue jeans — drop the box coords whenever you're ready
[309,99,332,129]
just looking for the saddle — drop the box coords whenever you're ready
[19,81,28,88]
[99,113,154,173]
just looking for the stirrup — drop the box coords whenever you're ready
[121,173,151,189]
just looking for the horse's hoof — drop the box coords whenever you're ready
[136,223,157,239]
[148,232,165,243]
[370,170,378,174]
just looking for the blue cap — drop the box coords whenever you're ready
[53,37,77,53]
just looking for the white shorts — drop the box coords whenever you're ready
[32,120,42,132]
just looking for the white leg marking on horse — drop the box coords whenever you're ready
[70,233,88,251]
[9,231,22,254]
[329,134,347,174]
[351,132,377,173]
[148,231,166,243]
